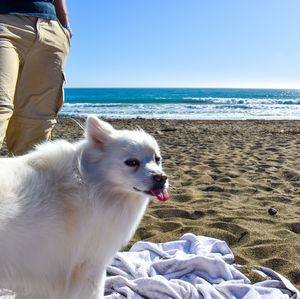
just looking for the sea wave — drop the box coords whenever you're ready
[181,97,300,105]
[60,102,300,120]
[62,88,300,120]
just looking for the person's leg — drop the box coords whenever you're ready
[0,14,32,150]
[0,46,19,148]
[6,18,70,155]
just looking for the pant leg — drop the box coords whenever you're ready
[6,18,70,156]
[0,14,34,149]
[0,46,19,148]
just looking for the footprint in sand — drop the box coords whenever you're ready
[287,222,300,234]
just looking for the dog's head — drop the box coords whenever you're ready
[79,115,169,202]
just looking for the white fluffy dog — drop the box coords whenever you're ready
[0,115,168,299]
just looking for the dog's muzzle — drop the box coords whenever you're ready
[150,174,169,202]
[133,174,169,202]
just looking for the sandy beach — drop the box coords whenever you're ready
[1,116,299,290]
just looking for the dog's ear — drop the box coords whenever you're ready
[86,115,115,146]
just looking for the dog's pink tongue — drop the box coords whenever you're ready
[151,189,169,202]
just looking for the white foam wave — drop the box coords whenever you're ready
[60,102,300,120]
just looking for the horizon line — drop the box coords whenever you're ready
[64,86,300,90]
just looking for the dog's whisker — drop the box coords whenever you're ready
[63,116,85,132]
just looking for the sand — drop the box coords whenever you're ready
[1,116,300,290]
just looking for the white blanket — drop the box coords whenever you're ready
[105,233,300,299]
[1,233,299,298]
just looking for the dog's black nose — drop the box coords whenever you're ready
[153,175,168,188]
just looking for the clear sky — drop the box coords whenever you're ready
[64,0,300,89]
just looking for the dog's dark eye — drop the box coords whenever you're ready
[155,156,161,164]
[124,159,140,167]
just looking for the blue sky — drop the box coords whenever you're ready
[65,0,300,89]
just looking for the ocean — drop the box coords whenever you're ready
[62,88,300,120]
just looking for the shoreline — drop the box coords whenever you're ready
[1,117,300,289]
[58,114,300,121]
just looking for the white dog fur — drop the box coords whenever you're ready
[0,115,168,299]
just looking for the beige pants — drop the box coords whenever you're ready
[0,14,70,155]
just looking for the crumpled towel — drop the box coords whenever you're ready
[105,233,300,299]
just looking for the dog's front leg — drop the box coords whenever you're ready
[67,279,102,299]
[67,265,106,299]
[96,268,107,299]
